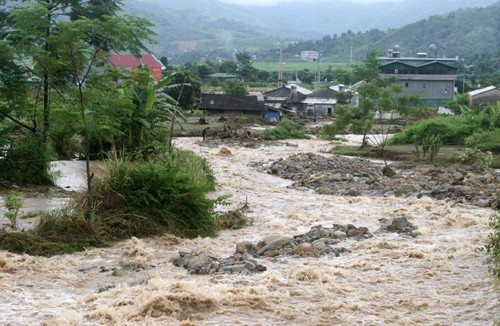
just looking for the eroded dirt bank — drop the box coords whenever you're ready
[0,138,498,325]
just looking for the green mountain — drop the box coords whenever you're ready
[271,1,500,62]
[122,0,498,62]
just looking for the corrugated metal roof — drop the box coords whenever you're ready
[285,84,313,95]
[380,74,457,81]
[468,86,497,97]
[379,59,458,69]
[303,98,337,104]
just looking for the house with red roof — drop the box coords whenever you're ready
[108,53,165,82]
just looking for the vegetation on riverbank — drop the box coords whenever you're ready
[0,147,245,256]
[485,213,500,280]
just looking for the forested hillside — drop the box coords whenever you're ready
[263,1,500,62]
[121,0,498,63]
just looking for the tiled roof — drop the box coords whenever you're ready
[108,54,164,69]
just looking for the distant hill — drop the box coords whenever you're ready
[122,0,498,60]
[271,1,500,62]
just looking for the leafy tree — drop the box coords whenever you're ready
[197,63,215,81]
[3,1,156,194]
[0,0,9,40]
[297,69,315,85]
[222,79,248,96]
[164,68,201,112]
[352,50,381,83]
[235,51,256,81]
[444,93,470,115]
[7,0,155,139]
[219,60,238,74]
[0,42,31,130]
[334,67,352,85]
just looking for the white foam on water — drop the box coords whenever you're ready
[0,137,497,325]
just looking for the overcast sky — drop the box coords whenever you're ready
[219,0,401,5]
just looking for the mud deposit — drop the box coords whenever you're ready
[0,138,498,325]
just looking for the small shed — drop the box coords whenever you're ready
[263,111,281,124]
[468,86,500,106]
[198,93,266,116]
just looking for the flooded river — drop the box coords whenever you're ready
[0,138,497,325]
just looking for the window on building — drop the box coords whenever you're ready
[423,83,426,88]
[405,82,409,88]
[210,100,215,105]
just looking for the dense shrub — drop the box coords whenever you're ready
[388,115,473,145]
[0,134,53,185]
[485,213,500,280]
[459,148,493,170]
[93,148,219,238]
[464,129,500,153]
[0,148,222,256]
[318,123,340,140]
[262,117,309,140]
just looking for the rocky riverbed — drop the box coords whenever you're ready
[0,137,498,325]
[258,152,500,209]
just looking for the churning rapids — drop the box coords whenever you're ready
[0,137,498,325]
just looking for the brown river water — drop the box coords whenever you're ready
[0,137,498,325]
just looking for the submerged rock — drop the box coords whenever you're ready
[173,224,371,275]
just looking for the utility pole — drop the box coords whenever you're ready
[278,42,284,87]
[315,53,322,91]
[462,59,466,94]
[349,44,353,81]
[462,58,473,94]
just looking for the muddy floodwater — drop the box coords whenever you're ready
[0,138,498,325]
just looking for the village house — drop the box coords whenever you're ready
[198,93,267,116]
[197,82,363,122]
[263,84,312,114]
[108,53,165,83]
[468,86,500,106]
[378,50,458,107]
[303,87,337,116]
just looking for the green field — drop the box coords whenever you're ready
[254,61,348,73]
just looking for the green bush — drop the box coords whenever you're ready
[0,148,223,256]
[318,123,339,140]
[0,134,53,185]
[94,148,219,238]
[485,213,500,280]
[389,115,473,145]
[464,129,500,153]
[459,148,493,170]
[262,117,309,140]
